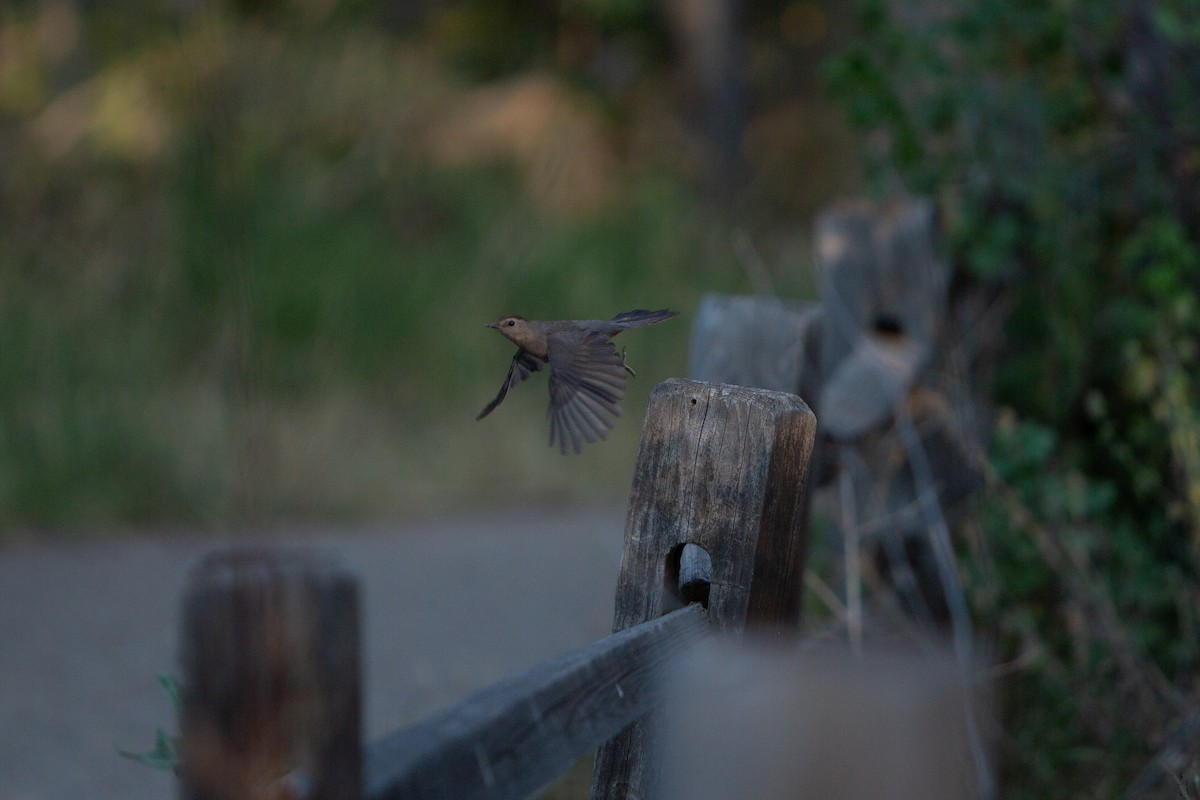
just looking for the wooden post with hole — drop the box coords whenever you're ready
[590,378,817,800]
[179,549,362,800]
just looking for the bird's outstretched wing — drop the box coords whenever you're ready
[546,331,627,454]
[478,349,545,420]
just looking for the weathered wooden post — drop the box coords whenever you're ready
[590,378,817,800]
[814,197,948,440]
[813,198,983,625]
[179,549,362,800]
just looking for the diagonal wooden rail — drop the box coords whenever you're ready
[365,604,709,800]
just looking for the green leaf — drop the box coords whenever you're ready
[117,728,180,773]
[157,673,183,716]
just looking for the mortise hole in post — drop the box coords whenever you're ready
[874,314,903,335]
[662,543,712,614]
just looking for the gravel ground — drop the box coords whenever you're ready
[0,506,625,800]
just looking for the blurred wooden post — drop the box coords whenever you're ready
[814,198,948,441]
[590,378,816,800]
[659,643,984,800]
[179,550,362,800]
[688,293,821,398]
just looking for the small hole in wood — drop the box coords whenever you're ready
[690,397,697,405]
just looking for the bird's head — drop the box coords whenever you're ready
[486,315,537,348]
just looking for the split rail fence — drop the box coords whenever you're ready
[175,198,990,800]
[177,378,818,800]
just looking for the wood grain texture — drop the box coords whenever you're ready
[613,378,815,632]
[591,378,816,800]
[179,549,362,800]
[365,604,709,800]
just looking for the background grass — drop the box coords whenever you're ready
[0,2,854,527]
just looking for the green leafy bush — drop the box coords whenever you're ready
[826,1,1200,796]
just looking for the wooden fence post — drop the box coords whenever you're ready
[590,378,817,800]
[688,293,822,397]
[179,549,362,800]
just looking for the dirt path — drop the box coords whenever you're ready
[0,506,625,800]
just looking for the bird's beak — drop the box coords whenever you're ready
[485,322,497,329]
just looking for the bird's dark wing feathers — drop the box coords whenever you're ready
[477,349,545,420]
[546,330,627,454]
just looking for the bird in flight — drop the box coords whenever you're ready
[478,309,679,454]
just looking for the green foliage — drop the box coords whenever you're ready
[973,418,1194,795]
[827,0,1200,795]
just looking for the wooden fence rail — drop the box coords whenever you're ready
[178,379,817,800]
[365,604,708,800]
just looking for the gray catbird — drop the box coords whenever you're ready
[478,308,679,454]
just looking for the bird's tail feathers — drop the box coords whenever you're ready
[610,309,679,328]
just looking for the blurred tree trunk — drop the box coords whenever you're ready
[663,0,746,194]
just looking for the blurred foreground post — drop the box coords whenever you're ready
[591,378,816,799]
[179,550,362,800]
[660,642,982,800]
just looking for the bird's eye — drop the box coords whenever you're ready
[507,320,516,327]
